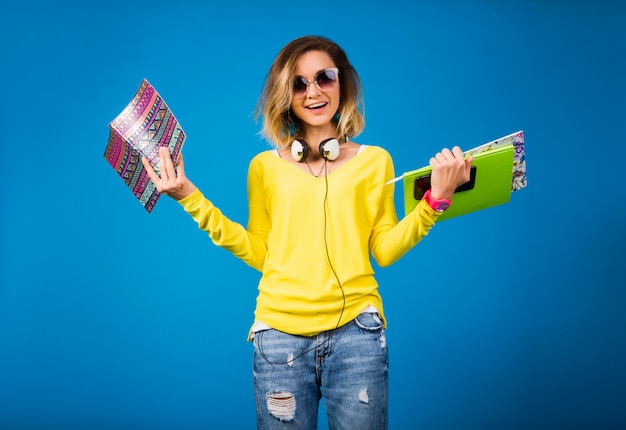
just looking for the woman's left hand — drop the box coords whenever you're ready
[141,146,196,201]
[429,146,474,201]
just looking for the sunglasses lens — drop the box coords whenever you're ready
[293,77,308,94]
[316,68,338,90]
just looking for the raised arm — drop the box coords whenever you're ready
[370,146,475,267]
[141,146,267,271]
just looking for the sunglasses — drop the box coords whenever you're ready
[293,67,339,96]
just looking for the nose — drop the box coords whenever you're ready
[305,80,322,97]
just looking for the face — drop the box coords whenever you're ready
[290,50,340,135]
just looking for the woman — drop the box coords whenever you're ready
[142,35,472,430]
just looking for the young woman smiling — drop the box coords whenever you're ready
[142,35,472,430]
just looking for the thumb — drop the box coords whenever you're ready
[465,155,474,172]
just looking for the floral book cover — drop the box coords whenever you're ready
[463,130,526,192]
[104,79,186,213]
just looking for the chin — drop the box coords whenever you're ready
[302,116,335,128]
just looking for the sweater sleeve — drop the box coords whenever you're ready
[369,151,441,267]
[177,159,269,271]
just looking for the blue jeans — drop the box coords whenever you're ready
[253,313,388,430]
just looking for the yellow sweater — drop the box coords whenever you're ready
[178,145,440,337]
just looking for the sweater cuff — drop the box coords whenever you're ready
[418,198,443,219]
[177,188,206,213]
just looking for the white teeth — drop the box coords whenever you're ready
[307,103,327,109]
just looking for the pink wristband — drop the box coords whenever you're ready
[423,189,451,213]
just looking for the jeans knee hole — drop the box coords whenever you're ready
[266,390,296,422]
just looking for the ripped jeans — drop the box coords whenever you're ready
[253,313,388,430]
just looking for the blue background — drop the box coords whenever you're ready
[1,1,625,429]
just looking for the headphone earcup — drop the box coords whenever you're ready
[291,139,309,162]
[319,138,340,161]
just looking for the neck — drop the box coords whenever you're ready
[301,125,338,149]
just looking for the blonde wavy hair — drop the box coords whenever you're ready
[255,35,365,148]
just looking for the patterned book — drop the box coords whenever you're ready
[104,79,186,213]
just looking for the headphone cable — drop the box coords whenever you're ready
[258,158,347,365]
[322,160,346,330]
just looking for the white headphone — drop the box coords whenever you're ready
[291,138,341,162]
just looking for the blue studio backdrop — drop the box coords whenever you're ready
[1,1,625,429]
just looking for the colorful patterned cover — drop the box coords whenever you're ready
[104,79,186,213]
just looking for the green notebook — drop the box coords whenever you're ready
[402,144,515,221]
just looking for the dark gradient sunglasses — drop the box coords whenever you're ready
[293,67,339,96]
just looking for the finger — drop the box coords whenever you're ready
[464,156,474,177]
[163,147,178,178]
[440,148,454,159]
[451,146,464,159]
[159,146,175,181]
[141,157,161,184]
[175,152,186,178]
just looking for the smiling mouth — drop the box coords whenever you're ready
[306,102,327,110]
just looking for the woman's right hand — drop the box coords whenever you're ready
[141,146,196,201]
[428,146,474,201]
